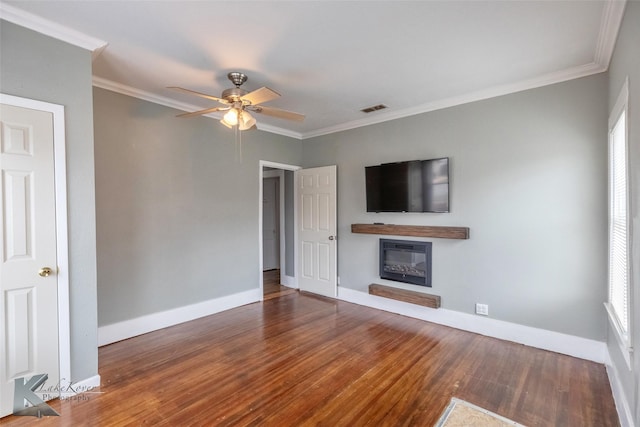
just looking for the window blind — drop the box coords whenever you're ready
[609,110,628,335]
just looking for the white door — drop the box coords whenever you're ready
[0,104,60,416]
[262,177,280,271]
[297,165,337,298]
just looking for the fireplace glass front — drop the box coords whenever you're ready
[379,239,432,287]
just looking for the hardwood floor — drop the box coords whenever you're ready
[1,293,618,426]
[263,269,296,300]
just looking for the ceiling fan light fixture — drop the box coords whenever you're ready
[222,108,239,126]
[238,111,257,131]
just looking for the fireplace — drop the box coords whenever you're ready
[379,239,432,287]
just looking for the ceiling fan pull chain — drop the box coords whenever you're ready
[238,125,243,164]
[234,125,238,163]
[233,125,243,163]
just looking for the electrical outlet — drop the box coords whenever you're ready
[475,303,489,316]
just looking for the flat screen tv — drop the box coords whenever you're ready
[365,158,449,213]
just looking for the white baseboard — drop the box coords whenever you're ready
[281,274,298,288]
[604,350,635,427]
[71,374,101,390]
[337,287,607,363]
[98,289,261,346]
[54,374,101,400]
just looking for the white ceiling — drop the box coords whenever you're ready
[0,1,626,139]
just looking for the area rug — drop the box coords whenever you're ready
[434,397,526,427]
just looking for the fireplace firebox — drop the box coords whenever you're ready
[379,239,432,287]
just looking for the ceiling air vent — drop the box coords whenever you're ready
[361,104,388,113]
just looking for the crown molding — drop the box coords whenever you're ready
[93,76,206,113]
[301,0,626,140]
[594,0,627,68]
[0,2,107,58]
[301,61,607,140]
[93,77,303,140]
[96,60,605,143]
[95,58,609,142]
[7,0,621,142]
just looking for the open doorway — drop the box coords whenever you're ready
[259,161,300,300]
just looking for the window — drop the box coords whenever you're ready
[606,78,632,365]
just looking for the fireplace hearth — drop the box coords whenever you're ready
[379,239,432,287]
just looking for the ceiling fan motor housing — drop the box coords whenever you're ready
[228,72,248,87]
[222,87,249,103]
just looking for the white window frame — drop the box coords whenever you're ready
[605,77,633,368]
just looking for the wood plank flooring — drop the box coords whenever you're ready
[263,269,296,300]
[1,292,618,426]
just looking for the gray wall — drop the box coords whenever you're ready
[93,88,302,325]
[0,21,98,382]
[303,74,608,341]
[606,1,640,424]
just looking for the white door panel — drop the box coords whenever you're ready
[317,193,330,231]
[297,165,337,298]
[1,104,59,417]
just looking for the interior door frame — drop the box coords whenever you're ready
[0,93,71,389]
[258,161,301,299]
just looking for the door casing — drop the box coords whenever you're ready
[259,161,300,298]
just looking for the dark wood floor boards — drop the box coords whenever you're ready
[0,292,619,426]
[207,300,403,425]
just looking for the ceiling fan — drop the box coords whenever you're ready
[168,72,305,131]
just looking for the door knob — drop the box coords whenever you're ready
[38,267,53,277]
[329,236,336,241]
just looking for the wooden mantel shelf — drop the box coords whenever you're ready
[369,284,441,308]
[351,223,469,240]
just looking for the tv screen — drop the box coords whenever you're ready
[366,158,449,213]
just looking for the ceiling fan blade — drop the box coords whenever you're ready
[167,86,227,103]
[252,105,305,122]
[241,86,280,106]
[176,106,227,118]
